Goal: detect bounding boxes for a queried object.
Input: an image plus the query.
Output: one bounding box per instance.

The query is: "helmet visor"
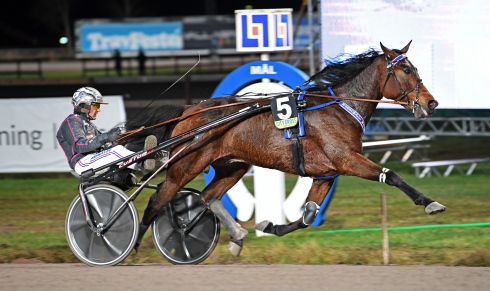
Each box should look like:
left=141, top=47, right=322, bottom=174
left=93, top=95, right=108, bottom=104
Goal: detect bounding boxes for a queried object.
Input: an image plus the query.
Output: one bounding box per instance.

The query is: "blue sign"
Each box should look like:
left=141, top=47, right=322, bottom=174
left=79, top=22, right=183, bottom=53
left=212, top=60, right=308, bottom=96
left=235, top=9, right=293, bottom=52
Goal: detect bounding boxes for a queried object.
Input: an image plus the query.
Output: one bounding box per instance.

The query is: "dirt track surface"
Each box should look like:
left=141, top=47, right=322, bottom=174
left=1, top=263, right=490, bottom=291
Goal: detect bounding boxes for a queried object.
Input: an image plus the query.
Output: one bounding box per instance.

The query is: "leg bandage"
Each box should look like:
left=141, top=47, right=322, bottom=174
left=302, top=201, right=320, bottom=226
left=379, top=168, right=390, bottom=183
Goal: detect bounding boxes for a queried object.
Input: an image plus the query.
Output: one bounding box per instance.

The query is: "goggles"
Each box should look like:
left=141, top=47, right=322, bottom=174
left=91, top=103, right=101, bottom=110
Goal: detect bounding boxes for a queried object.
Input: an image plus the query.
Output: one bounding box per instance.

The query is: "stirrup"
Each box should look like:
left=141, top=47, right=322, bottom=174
left=143, top=135, right=157, bottom=170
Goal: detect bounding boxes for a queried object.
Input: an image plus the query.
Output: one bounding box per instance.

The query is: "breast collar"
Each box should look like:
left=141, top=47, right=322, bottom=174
left=284, top=88, right=365, bottom=139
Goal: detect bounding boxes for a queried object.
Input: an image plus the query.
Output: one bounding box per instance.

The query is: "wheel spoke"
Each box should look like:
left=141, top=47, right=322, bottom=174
left=70, top=219, right=88, bottom=232
left=157, top=225, right=175, bottom=245
left=107, top=218, right=133, bottom=232
left=110, top=191, right=122, bottom=216
left=102, top=235, right=123, bottom=256
left=185, top=194, right=194, bottom=221
left=180, top=235, right=192, bottom=260
left=87, top=231, right=96, bottom=259
left=187, top=231, right=212, bottom=244
left=87, top=194, right=104, bottom=220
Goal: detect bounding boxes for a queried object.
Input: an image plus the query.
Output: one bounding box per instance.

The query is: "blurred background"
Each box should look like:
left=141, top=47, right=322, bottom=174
left=1, top=0, right=489, bottom=173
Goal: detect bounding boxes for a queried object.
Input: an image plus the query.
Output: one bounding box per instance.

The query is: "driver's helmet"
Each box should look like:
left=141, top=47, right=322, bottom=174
left=72, top=87, right=108, bottom=112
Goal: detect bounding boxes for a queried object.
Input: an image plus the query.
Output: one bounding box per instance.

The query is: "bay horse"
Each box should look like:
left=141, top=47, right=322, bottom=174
left=123, top=41, right=446, bottom=256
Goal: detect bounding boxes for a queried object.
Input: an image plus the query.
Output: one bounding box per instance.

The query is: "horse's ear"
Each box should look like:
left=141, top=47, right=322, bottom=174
left=400, top=40, right=412, bottom=53
left=380, top=42, right=396, bottom=60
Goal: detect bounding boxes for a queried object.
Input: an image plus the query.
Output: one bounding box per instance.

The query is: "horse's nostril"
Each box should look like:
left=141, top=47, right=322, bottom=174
left=428, top=100, right=438, bottom=110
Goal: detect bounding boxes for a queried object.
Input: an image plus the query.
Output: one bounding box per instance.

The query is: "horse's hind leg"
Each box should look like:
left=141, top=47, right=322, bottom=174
left=203, top=160, right=250, bottom=256
left=256, top=179, right=335, bottom=236
left=134, top=152, right=212, bottom=251
left=341, top=152, right=446, bottom=214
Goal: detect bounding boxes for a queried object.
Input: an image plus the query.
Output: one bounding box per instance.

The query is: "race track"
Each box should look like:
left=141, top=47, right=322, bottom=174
left=1, top=263, right=489, bottom=291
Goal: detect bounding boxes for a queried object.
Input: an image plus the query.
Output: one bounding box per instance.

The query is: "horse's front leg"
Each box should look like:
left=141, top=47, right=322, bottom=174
left=255, top=179, right=335, bottom=236
left=340, top=152, right=446, bottom=214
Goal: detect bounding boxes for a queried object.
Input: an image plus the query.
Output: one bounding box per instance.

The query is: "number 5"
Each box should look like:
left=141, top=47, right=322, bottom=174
left=276, top=97, right=292, bottom=119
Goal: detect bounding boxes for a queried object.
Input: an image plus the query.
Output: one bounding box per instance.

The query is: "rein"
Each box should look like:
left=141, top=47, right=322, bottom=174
left=295, top=92, right=409, bottom=106
left=118, top=94, right=282, bottom=141
left=119, top=89, right=409, bottom=142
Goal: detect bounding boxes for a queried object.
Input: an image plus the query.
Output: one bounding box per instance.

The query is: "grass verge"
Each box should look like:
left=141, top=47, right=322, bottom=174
left=1, top=168, right=489, bottom=266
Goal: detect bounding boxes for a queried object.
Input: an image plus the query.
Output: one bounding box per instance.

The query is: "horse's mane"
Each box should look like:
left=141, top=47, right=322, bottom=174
left=123, top=104, right=186, bottom=151
left=299, top=48, right=381, bottom=92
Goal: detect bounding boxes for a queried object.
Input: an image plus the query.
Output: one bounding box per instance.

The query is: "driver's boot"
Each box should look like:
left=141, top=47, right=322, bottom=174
left=143, top=135, right=157, bottom=170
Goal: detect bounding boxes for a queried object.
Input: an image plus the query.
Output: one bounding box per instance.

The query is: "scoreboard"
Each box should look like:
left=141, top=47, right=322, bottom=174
left=235, top=9, right=293, bottom=52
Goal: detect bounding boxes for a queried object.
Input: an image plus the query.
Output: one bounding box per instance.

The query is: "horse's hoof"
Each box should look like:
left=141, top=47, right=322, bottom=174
left=425, top=202, right=446, bottom=215
left=228, top=240, right=243, bottom=257
left=254, top=220, right=273, bottom=233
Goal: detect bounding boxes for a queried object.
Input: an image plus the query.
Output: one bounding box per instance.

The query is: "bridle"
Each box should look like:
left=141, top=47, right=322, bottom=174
left=381, top=54, right=422, bottom=113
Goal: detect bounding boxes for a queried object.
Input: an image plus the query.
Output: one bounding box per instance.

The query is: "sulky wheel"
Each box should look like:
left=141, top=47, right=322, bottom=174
left=152, top=188, right=220, bottom=265
left=65, top=184, right=139, bottom=266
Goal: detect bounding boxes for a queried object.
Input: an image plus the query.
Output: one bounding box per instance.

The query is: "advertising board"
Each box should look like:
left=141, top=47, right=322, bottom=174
left=0, top=96, right=126, bottom=173
left=78, top=21, right=183, bottom=53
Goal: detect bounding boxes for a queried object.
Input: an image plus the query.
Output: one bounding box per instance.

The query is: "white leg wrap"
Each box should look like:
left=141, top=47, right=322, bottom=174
left=379, top=168, right=390, bottom=183
left=302, top=201, right=320, bottom=226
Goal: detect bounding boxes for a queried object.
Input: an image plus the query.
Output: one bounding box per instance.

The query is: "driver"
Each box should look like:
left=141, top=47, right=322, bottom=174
left=56, top=87, right=159, bottom=175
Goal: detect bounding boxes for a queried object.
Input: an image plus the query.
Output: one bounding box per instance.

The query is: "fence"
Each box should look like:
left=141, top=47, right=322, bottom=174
left=0, top=48, right=318, bottom=79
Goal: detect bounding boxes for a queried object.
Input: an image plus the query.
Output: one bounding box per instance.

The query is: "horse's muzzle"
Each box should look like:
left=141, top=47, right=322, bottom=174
left=414, top=99, right=438, bottom=119
left=428, top=100, right=439, bottom=111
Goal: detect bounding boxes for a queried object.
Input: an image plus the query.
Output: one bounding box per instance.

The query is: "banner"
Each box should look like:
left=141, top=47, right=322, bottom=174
left=0, top=96, right=126, bottom=173
left=79, top=22, right=183, bottom=53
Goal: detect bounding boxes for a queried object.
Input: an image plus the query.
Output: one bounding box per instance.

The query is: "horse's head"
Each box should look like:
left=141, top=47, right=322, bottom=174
left=379, top=41, right=438, bottom=119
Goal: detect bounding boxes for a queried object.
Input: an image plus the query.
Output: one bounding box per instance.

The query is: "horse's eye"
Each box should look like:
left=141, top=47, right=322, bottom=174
left=403, top=68, right=412, bottom=74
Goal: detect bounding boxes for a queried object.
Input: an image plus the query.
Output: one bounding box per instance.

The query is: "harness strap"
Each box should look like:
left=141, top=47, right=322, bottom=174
left=304, top=99, right=338, bottom=112
left=338, top=101, right=366, bottom=132
left=294, top=87, right=366, bottom=133
left=297, top=91, right=306, bottom=137
left=314, top=173, right=340, bottom=180
left=291, top=136, right=306, bottom=176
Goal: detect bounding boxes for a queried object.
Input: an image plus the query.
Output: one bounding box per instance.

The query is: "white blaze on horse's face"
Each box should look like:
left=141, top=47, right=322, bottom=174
left=380, top=41, right=439, bottom=120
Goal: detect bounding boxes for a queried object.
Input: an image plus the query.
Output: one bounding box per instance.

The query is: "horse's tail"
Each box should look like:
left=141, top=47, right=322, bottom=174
left=123, top=104, right=187, bottom=151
